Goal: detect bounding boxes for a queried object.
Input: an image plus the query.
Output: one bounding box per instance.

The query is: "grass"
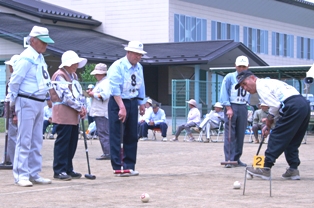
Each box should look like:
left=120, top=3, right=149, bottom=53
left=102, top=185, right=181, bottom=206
left=0, top=118, right=5, bottom=133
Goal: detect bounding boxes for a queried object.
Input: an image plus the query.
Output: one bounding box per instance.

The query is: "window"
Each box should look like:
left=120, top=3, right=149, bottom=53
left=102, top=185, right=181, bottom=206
left=271, top=32, right=294, bottom=58
left=174, top=14, right=207, bottom=42
left=211, top=21, right=239, bottom=41
left=297, top=36, right=314, bottom=60
left=243, top=27, right=268, bottom=54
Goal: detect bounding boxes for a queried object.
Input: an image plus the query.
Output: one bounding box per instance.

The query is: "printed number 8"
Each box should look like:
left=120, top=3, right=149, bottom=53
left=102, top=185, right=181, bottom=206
left=131, top=74, right=136, bottom=86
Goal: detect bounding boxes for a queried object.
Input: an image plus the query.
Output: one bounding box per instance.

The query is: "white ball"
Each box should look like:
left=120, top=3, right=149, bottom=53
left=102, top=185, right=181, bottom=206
left=233, top=181, right=241, bottom=189
left=140, top=193, right=150, bottom=203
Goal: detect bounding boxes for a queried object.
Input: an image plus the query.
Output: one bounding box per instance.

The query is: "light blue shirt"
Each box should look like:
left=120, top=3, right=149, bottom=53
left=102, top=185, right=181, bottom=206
left=107, top=56, right=146, bottom=105
left=145, top=108, right=166, bottom=125
left=9, top=46, right=51, bottom=103
left=220, top=71, right=250, bottom=106
left=43, top=105, right=52, bottom=120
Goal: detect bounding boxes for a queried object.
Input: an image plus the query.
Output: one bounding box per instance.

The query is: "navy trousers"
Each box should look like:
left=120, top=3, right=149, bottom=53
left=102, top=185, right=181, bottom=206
left=264, top=95, right=310, bottom=169
left=223, top=104, right=247, bottom=162
left=142, top=122, right=168, bottom=137
left=108, top=96, right=139, bottom=171
left=53, top=124, right=79, bottom=174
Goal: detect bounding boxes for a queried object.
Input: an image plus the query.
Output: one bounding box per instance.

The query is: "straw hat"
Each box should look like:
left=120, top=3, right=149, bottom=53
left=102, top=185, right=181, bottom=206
left=90, top=63, right=107, bottom=75
left=186, top=99, right=197, bottom=107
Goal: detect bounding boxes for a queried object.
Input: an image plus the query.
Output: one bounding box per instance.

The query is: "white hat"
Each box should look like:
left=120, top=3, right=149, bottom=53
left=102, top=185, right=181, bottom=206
left=235, top=55, right=249, bottom=67
left=214, top=102, right=223, bottom=108
left=87, top=84, right=94, bottom=89
left=4, top=55, right=20, bottom=66
left=59, top=50, right=87, bottom=68
left=90, top=63, right=107, bottom=75
left=146, top=98, right=152, bottom=104
left=29, top=26, right=54, bottom=44
left=124, top=41, right=147, bottom=54
left=260, top=103, right=268, bottom=107
left=186, top=99, right=197, bottom=107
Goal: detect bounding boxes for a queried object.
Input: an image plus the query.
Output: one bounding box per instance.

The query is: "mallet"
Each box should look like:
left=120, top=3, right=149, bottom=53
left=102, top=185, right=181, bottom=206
left=81, top=119, right=96, bottom=180
left=113, top=121, right=133, bottom=175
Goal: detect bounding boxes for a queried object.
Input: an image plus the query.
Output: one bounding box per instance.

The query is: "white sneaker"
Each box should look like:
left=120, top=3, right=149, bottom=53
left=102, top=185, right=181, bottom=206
left=115, top=170, right=139, bottom=177
left=162, top=137, right=167, bottom=142
left=16, top=180, right=33, bottom=187
left=49, top=134, right=54, bottom=139
left=30, top=177, right=52, bottom=184
left=140, top=137, right=148, bottom=141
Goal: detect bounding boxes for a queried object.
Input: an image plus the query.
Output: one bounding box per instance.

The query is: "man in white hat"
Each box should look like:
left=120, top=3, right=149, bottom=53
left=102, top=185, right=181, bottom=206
left=171, top=99, right=201, bottom=142
left=88, top=63, right=111, bottom=160
left=2, top=55, right=20, bottom=166
left=219, top=55, right=250, bottom=168
left=50, top=50, right=87, bottom=180
left=138, top=98, right=153, bottom=140
left=107, top=40, right=147, bottom=176
left=198, top=102, right=224, bottom=143
left=252, top=103, right=269, bottom=143
left=8, top=26, right=54, bottom=187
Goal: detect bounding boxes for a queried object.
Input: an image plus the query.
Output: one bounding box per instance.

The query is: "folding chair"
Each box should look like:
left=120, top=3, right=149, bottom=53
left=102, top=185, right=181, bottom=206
left=210, top=121, right=224, bottom=142
left=151, top=128, right=161, bottom=140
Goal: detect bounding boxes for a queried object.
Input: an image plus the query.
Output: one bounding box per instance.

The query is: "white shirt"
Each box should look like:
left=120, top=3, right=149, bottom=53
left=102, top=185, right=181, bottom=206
left=256, top=78, right=299, bottom=119
left=186, top=107, right=201, bottom=125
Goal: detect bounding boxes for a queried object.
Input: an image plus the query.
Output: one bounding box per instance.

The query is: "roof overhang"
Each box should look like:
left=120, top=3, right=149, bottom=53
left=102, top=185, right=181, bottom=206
left=210, top=65, right=313, bottom=80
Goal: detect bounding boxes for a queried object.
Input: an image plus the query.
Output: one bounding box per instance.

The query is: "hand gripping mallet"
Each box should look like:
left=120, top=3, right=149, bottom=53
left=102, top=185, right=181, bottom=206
left=221, top=117, right=238, bottom=166
left=81, top=119, right=96, bottom=179
left=113, top=121, right=132, bottom=175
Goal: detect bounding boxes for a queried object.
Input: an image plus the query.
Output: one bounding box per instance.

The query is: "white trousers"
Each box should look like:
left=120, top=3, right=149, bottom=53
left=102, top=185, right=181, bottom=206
left=13, top=97, right=45, bottom=182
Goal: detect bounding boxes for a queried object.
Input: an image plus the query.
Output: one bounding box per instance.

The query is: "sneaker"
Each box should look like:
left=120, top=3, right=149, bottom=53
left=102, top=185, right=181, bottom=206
left=254, top=140, right=259, bottom=144
left=67, top=171, right=82, bottom=179
left=140, top=137, right=148, bottom=141
left=282, top=168, right=300, bottom=180
left=162, top=137, right=167, bottom=142
left=54, top=172, right=72, bottom=181
left=203, top=139, right=210, bottom=143
left=49, top=134, right=54, bottom=140
left=247, top=167, right=270, bottom=180
left=92, top=135, right=99, bottom=140
left=96, top=154, right=111, bottom=160
left=170, top=137, right=178, bottom=142
left=30, top=177, right=52, bottom=184
left=115, top=170, right=139, bottom=177
left=225, top=164, right=233, bottom=168
left=236, top=160, right=247, bottom=167
left=86, top=134, right=92, bottom=140
left=16, top=180, right=33, bottom=187
left=188, top=137, right=195, bottom=142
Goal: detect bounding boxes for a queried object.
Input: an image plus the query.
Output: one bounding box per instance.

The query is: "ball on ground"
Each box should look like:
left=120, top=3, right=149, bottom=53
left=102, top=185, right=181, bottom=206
left=233, top=181, right=241, bottom=189
left=141, top=193, right=150, bottom=203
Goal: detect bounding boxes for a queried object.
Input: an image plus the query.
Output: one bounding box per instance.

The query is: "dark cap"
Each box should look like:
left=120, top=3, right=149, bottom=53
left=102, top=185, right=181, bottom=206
left=234, top=70, right=254, bottom=90
left=152, top=103, right=159, bottom=108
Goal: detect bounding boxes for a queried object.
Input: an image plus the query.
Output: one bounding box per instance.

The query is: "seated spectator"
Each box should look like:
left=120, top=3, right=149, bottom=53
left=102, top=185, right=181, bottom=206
left=252, top=103, right=269, bottom=143
left=141, top=103, right=168, bottom=142
left=138, top=98, right=153, bottom=140
left=198, top=102, right=224, bottom=143
left=43, top=98, right=56, bottom=139
left=171, top=99, right=201, bottom=142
